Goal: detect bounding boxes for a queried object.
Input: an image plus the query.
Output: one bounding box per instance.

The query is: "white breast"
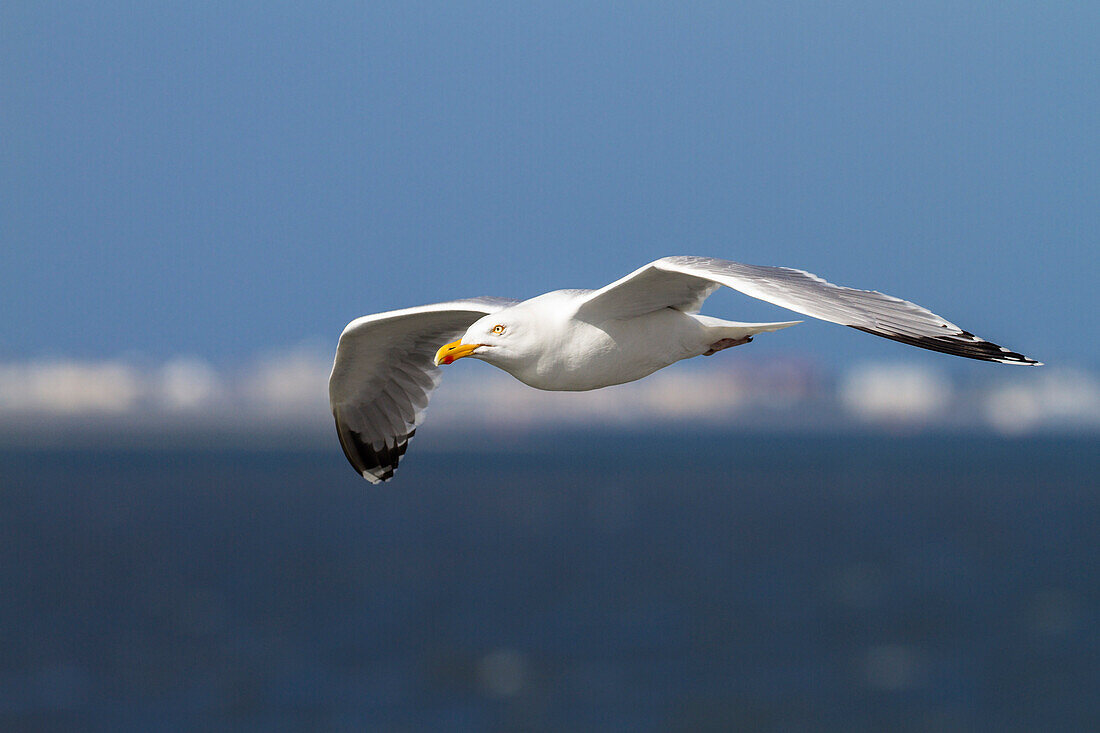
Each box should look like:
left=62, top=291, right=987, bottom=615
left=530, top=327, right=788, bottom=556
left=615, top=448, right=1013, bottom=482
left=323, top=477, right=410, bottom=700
left=509, top=308, right=708, bottom=391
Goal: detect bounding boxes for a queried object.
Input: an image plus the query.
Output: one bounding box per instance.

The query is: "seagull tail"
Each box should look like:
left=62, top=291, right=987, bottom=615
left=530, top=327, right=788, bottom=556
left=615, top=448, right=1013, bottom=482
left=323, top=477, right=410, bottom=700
left=693, top=315, right=802, bottom=340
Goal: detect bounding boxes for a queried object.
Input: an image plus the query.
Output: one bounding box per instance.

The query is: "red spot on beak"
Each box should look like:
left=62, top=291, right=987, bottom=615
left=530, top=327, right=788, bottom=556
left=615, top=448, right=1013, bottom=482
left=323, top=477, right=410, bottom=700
left=441, top=355, right=454, bottom=365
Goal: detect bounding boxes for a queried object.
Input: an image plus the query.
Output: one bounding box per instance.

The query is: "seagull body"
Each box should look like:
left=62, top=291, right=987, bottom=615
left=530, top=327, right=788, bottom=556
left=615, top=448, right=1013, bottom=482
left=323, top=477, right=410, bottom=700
left=443, top=289, right=795, bottom=391
left=330, top=256, right=1039, bottom=483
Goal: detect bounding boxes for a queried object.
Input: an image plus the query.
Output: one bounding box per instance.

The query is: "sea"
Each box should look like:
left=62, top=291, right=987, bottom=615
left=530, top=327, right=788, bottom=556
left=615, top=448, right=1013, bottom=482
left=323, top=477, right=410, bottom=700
left=1, top=432, right=1097, bottom=732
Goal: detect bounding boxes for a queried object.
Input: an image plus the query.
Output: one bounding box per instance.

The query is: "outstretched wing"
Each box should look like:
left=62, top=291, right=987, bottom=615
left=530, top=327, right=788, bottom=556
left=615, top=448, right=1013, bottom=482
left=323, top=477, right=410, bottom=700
left=329, top=297, right=518, bottom=483
left=574, top=256, right=1040, bottom=365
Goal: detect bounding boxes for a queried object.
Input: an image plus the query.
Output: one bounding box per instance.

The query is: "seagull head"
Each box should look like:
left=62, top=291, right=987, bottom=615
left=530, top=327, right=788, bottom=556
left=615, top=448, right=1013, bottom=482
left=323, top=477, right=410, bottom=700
left=434, top=311, right=532, bottom=368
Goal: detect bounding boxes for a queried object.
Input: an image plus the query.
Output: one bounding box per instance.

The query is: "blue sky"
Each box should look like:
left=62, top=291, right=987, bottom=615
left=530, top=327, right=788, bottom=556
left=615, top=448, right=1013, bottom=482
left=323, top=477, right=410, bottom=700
left=3, top=1, right=1097, bottom=369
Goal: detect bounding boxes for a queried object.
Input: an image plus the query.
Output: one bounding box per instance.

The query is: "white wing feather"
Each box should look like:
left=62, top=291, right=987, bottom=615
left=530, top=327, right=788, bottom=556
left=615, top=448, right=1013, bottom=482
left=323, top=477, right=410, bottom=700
left=329, top=297, right=517, bottom=483
left=574, top=256, right=1039, bottom=365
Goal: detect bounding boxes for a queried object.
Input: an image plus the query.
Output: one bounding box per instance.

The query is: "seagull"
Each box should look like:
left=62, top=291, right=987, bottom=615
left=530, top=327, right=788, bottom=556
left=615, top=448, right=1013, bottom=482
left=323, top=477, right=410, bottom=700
left=329, top=256, right=1040, bottom=483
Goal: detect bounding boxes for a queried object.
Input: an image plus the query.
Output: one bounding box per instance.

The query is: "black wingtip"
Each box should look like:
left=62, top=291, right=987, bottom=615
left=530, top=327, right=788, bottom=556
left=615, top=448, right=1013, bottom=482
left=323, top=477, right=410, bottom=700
left=850, top=326, right=1041, bottom=365
left=333, top=413, right=415, bottom=484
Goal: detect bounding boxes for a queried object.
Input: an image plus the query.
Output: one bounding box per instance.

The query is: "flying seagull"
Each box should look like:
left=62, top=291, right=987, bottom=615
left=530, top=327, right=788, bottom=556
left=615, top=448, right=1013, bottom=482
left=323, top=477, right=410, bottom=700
left=329, top=256, right=1040, bottom=483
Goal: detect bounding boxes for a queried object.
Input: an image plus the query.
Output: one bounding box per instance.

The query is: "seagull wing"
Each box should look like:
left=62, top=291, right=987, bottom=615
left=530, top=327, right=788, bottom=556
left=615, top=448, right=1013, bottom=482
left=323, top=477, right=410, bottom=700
left=329, top=297, right=518, bottom=483
left=573, top=256, right=1040, bottom=365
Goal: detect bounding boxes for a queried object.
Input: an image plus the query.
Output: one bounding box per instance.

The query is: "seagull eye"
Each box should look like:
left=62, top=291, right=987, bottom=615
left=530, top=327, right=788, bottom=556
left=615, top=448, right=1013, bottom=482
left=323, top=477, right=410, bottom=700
left=491, top=324, right=506, bottom=335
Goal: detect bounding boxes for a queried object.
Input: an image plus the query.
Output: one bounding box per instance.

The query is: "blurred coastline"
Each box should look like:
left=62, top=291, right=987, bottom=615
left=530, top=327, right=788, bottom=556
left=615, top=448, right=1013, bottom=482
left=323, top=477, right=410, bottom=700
left=2, top=347, right=1097, bottom=450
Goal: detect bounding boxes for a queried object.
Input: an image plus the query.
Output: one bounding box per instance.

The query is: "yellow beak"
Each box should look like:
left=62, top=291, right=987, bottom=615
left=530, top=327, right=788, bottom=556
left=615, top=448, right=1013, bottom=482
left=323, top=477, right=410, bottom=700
left=434, top=340, right=483, bottom=366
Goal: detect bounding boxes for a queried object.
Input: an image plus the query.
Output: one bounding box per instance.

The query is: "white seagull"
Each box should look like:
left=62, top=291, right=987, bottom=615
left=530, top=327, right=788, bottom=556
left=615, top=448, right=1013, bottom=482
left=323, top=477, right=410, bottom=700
left=329, top=256, right=1040, bottom=483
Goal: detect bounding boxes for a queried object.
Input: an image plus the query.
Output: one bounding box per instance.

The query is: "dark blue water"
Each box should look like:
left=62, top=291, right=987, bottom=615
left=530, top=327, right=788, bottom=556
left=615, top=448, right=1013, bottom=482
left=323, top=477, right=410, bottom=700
left=1, top=434, right=1097, bottom=731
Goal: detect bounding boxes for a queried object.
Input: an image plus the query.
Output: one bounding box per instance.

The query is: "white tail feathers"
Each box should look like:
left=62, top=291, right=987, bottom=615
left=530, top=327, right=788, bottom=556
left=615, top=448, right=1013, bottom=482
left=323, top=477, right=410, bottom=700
left=693, top=315, right=802, bottom=340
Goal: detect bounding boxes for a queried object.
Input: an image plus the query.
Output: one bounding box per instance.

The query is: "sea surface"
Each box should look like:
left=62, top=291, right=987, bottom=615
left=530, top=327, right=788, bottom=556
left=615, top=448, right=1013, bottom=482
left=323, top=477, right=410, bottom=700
left=0, top=433, right=1097, bottom=732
